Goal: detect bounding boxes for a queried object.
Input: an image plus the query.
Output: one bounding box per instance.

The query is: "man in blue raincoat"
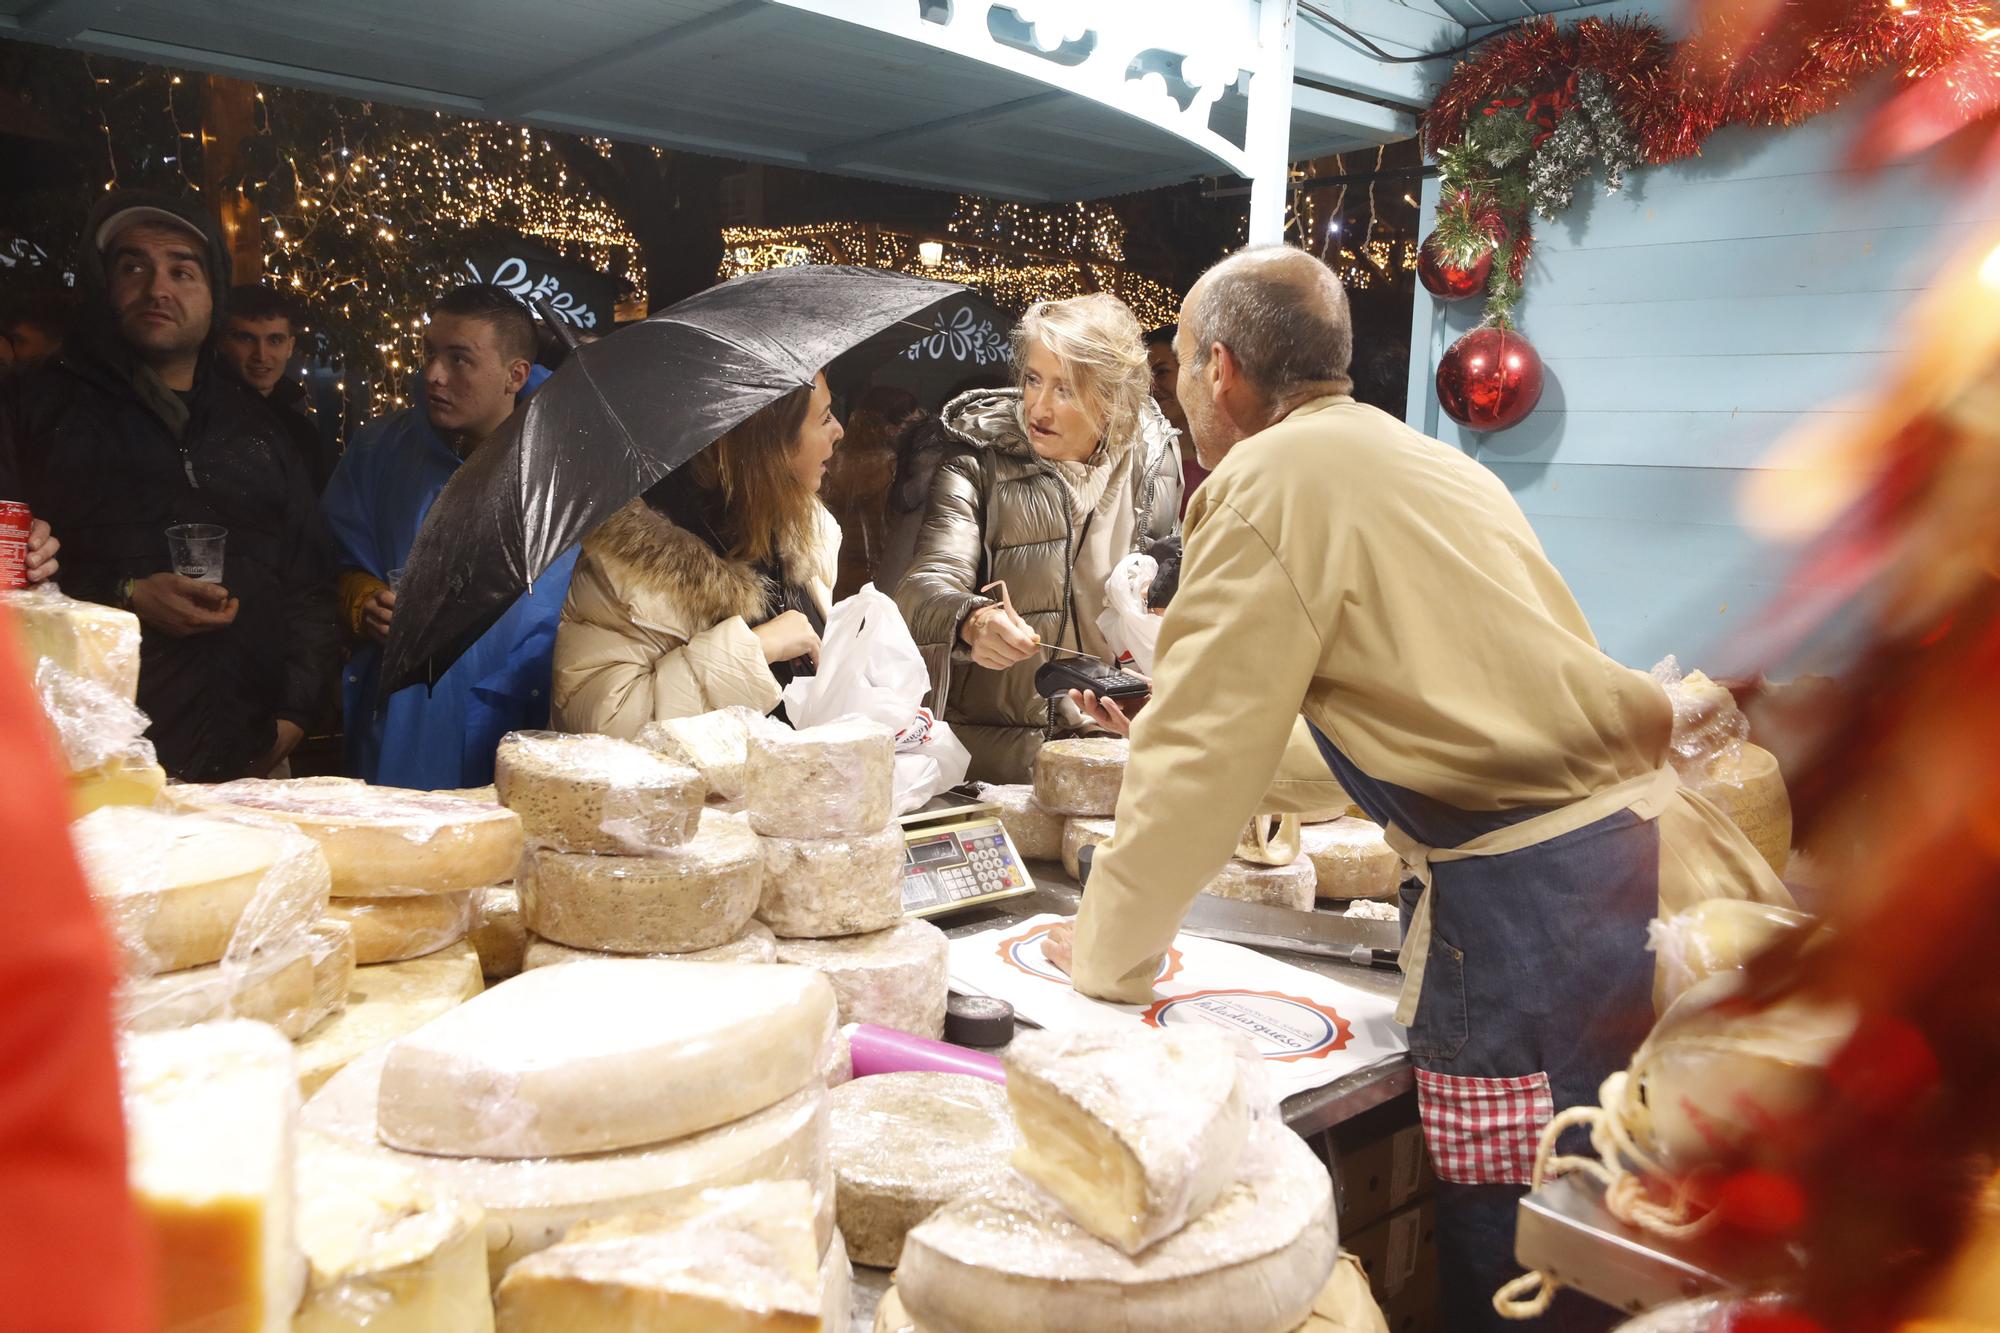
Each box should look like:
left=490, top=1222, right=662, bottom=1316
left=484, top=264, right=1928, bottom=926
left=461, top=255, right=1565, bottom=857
left=321, top=284, right=577, bottom=789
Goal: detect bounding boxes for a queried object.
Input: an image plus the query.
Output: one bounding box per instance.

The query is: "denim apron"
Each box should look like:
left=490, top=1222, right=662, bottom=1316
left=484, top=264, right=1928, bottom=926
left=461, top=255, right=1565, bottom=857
left=1309, top=722, right=1667, bottom=1332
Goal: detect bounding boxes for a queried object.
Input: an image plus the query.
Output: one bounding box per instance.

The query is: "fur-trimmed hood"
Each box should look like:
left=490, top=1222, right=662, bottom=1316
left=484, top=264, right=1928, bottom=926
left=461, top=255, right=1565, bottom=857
left=580, top=497, right=834, bottom=633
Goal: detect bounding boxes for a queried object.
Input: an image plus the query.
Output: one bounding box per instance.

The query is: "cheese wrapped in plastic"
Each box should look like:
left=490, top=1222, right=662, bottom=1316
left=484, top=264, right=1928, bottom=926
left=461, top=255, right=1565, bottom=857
left=521, top=809, right=763, bottom=954
left=1061, top=816, right=1116, bottom=881
left=977, top=783, right=1065, bottom=862
left=324, top=890, right=474, bottom=965
left=1651, top=658, right=1791, bottom=874
left=469, top=885, right=527, bottom=980
left=294, top=941, right=485, bottom=1097
left=637, top=706, right=763, bottom=803
left=757, top=824, right=906, bottom=939
left=495, top=730, right=707, bottom=854
left=1033, top=737, right=1127, bottom=817
left=1300, top=818, right=1401, bottom=901
left=1646, top=898, right=1816, bottom=1009
left=830, top=1072, right=1018, bottom=1267
left=1203, top=857, right=1316, bottom=911
left=773, top=918, right=949, bottom=1039
left=522, top=920, right=779, bottom=970
left=745, top=718, right=896, bottom=839
left=123, top=918, right=351, bottom=1038
left=3, top=583, right=142, bottom=699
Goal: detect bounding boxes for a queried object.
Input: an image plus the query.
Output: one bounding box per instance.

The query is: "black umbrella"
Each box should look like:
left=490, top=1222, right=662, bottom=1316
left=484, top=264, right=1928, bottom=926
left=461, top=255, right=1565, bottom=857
left=380, top=265, right=970, bottom=695
left=825, top=290, right=1017, bottom=411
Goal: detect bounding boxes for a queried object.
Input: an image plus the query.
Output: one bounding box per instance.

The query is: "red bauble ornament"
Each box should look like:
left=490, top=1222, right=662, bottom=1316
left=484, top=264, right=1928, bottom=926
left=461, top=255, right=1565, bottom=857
left=1417, top=232, right=1493, bottom=301
left=1436, top=327, right=1544, bottom=432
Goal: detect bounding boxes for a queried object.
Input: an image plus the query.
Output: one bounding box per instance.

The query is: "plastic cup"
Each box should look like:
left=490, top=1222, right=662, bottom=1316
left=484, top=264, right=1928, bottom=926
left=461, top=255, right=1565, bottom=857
left=386, top=566, right=406, bottom=589
left=165, top=523, right=227, bottom=584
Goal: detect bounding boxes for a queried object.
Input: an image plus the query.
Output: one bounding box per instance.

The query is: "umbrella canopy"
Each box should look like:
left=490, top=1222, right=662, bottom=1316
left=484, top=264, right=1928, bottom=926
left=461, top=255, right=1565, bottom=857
left=825, top=290, right=1017, bottom=412
left=380, top=264, right=970, bottom=695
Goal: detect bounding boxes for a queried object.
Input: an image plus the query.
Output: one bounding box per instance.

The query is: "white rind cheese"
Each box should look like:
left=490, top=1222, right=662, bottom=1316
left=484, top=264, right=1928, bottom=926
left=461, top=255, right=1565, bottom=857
left=1004, top=1026, right=1250, bottom=1255
left=166, top=777, right=525, bottom=897
left=522, top=808, right=762, bottom=954
left=495, top=730, right=707, bottom=854
left=1236, top=813, right=1302, bottom=867
left=123, top=947, right=316, bottom=1038
left=521, top=920, right=779, bottom=970
left=745, top=718, right=896, bottom=839
left=294, top=941, right=484, bottom=1098
left=322, top=890, right=473, bottom=965
left=468, top=885, right=527, bottom=980
left=375, top=959, right=837, bottom=1159
left=757, top=824, right=906, bottom=939
left=829, top=1072, right=1018, bottom=1268
left=1032, top=738, right=1127, bottom=817
left=1061, top=817, right=1117, bottom=882
left=304, top=1047, right=830, bottom=1277
left=898, top=1120, right=1335, bottom=1333
left=1204, top=857, right=1317, bottom=911
left=637, top=707, right=761, bottom=803
left=121, top=1020, right=306, bottom=1333
left=773, top=918, right=949, bottom=1039
left=978, top=784, right=1066, bottom=862
left=293, top=1130, right=492, bottom=1333
left=1299, top=818, right=1401, bottom=901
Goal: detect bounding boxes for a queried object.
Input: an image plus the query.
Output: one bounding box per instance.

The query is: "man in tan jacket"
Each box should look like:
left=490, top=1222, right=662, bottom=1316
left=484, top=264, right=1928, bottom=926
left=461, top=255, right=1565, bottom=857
left=1050, top=247, right=1789, bottom=1331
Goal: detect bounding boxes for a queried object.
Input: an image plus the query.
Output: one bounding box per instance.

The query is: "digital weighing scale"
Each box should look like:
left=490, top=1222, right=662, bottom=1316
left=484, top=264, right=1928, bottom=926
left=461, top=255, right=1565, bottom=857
left=897, top=786, right=1037, bottom=917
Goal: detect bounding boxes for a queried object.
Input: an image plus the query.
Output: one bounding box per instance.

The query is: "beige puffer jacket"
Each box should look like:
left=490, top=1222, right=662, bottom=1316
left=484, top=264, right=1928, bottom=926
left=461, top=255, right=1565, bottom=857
left=551, top=497, right=839, bottom=738
left=896, top=389, right=1182, bottom=784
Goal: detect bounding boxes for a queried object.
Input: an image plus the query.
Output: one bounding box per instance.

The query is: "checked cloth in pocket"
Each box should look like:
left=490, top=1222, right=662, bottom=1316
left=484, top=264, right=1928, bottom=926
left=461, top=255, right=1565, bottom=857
left=1414, top=1069, right=1555, bottom=1186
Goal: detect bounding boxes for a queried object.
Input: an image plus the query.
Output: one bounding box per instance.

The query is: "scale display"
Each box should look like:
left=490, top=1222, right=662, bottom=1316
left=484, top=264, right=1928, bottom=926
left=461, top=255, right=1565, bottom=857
left=901, top=816, right=1035, bottom=917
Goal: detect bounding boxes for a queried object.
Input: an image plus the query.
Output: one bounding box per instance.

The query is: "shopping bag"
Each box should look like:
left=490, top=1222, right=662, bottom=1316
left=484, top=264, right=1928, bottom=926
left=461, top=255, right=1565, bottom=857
left=1096, top=550, right=1162, bottom=673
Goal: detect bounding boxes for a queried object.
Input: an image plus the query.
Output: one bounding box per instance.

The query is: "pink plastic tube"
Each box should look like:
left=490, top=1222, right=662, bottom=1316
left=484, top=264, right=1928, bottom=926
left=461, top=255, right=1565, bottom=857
left=847, top=1023, right=1005, bottom=1085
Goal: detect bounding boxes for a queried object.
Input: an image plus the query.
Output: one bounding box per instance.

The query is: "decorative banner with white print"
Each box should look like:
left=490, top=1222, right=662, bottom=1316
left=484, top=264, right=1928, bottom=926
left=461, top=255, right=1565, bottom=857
left=949, top=913, right=1407, bottom=1099
left=902, top=303, right=1011, bottom=367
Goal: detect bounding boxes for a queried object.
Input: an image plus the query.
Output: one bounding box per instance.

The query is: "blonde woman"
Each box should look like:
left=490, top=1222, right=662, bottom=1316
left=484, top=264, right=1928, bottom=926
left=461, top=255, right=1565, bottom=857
left=552, top=373, right=844, bottom=737
left=896, top=293, right=1182, bottom=783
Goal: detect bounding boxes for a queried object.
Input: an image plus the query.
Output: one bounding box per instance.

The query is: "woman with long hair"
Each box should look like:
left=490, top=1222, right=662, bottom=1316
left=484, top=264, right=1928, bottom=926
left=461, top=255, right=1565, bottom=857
left=552, top=373, right=843, bottom=736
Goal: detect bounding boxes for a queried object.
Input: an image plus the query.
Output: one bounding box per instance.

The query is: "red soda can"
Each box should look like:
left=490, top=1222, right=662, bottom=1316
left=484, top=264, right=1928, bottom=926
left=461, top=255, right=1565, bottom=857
left=0, top=501, right=30, bottom=590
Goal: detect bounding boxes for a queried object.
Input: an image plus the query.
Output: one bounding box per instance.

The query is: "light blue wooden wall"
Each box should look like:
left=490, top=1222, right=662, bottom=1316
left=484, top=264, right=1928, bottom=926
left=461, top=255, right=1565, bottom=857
left=1403, top=102, right=1994, bottom=671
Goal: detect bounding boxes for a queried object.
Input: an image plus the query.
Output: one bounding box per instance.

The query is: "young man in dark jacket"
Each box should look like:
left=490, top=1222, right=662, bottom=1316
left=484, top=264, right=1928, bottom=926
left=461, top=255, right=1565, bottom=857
left=0, top=190, right=337, bottom=781
left=218, top=283, right=339, bottom=494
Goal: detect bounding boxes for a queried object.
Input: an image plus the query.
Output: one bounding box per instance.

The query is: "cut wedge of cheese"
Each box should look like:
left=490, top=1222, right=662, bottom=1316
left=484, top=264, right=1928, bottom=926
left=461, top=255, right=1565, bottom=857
left=1061, top=817, right=1116, bottom=881
left=294, top=941, right=484, bottom=1098
left=468, top=885, right=527, bottom=980
left=978, top=784, right=1065, bottom=862
left=773, top=919, right=949, bottom=1039
left=899, top=1120, right=1335, bottom=1333
left=1204, top=856, right=1316, bottom=911
left=121, top=1020, right=305, bottom=1333
left=745, top=718, right=896, bottom=839
left=323, top=890, right=473, bottom=965
left=496, top=730, right=707, bottom=854
left=5, top=586, right=142, bottom=700
left=1300, top=819, right=1401, bottom=901
left=1032, top=737, right=1127, bottom=817
left=294, top=1130, right=492, bottom=1333
left=757, top=824, right=906, bottom=939
left=1005, top=1025, right=1251, bottom=1255
left=166, top=777, right=524, bottom=896
left=69, top=752, right=168, bottom=816
left=124, top=948, right=315, bottom=1037
left=522, top=808, right=763, bottom=954
left=376, top=959, right=837, bottom=1159
left=307, top=919, right=356, bottom=1029
left=521, top=920, right=779, bottom=970
left=304, top=1047, right=830, bottom=1277
left=638, top=706, right=760, bottom=803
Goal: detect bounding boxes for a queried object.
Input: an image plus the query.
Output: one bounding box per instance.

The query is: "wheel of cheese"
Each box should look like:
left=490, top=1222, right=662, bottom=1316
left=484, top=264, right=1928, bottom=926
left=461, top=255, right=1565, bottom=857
left=294, top=1130, right=491, bottom=1333
left=468, top=884, right=527, bottom=980
left=294, top=941, right=485, bottom=1098
left=898, top=1120, right=1335, bottom=1333
left=495, top=730, right=707, bottom=854
left=1204, top=856, right=1316, bottom=911
left=637, top=707, right=760, bottom=803
left=121, top=944, right=317, bottom=1037
left=1296, top=803, right=1361, bottom=825
left=522, top=920, right=780, bottom=970
left=745, top=718, right=897, bottom=839
left=1061, top=817, right=1116, bottom=882
left=322, top=890, right=474, bottom=965
left=1032, top=737, right=1127, bottom=817
left=375, top=959, right=837, bottom=1159
left=879, top=1262, right=1380, bottom=1333
left=166, top=777, right=526, bottom=897
left=773, top=918, right=949, bottom=1039
left=1699, top=743, right=1792, bottom=876
left=522, top=810, right=762, bottom=954
left=304, top=1046, right=829, bottom=1277
left=72, top=805, right=332, bottom=976
left=978, top=784, right=1065, bottom=862
left=757, top=825, right=906, bottom=939
left=829, top=1072, right=1018, bottom=1268
left=1236, top=813, right=1302, bottom=867
left=1300, top=818, right=1402, bottom=901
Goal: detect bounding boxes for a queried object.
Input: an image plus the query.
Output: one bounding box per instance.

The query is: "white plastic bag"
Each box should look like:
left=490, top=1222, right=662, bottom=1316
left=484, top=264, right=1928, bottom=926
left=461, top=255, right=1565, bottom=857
left=1096, top=551, right=1161, bottom=673
left=783, top=586, right=972, bottom=812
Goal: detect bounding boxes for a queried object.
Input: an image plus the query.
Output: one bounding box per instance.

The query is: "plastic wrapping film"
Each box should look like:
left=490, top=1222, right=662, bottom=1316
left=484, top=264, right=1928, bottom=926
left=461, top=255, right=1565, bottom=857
left=1650, top=656, right=1750, bottom=792
left=1300, top=818, right=1402, bottom=901
left=164, top=776, right=525, bottom=896
left=323, top=890, right=476, bottom=966
left=1646, top=899, right=1816, bottom=1011
left=1, top=583, right=143, bottom=700
left=976, top=783, right=1066, bottom=862
left=294, top=941, right=485, bottom=1098
left=1203, top=856, right=1318, bottom=911
left=374, top=958, right=838, bottom=1159
left=2, top=587, right=162, bottom=802
left=773, top=917, right=951, bottom=1039
left=1032, top=736, right=1128, bottom=817
left=898, top=1119, right=1336, bottom=1333
left=307, top=919, right=357, bottom=1028
left=756, top=823, right=906, bottom=939
left=468, top=884, right=527, bottom=980
left=495, top=729, right=707, bottom=854
left=304, top=1044, right=831, bottom=1278
left=636, top=705, right=765, bottom=803
left=123, top=916, right=350, bottom=1038
left=293, top=1129, right=493, bottom=1333
left=1611, top=1295, right=1800, bottom=1332
left=829, top=1071, right=1019, bottom=1268
left=1061, top=817, right=1117, bottom=881
left=522, top=920, right=780, bottom=970
left=745, top=717, right=897, bottom=839
left=520, top=808, right=763, bottom=954
left=1236, top=813, right=1302, bottom=867
left=1003, top=1024, right=1269, bottom=1257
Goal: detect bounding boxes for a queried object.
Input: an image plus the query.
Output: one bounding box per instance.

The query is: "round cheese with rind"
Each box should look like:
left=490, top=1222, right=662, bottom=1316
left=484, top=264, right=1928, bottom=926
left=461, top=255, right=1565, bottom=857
left=375, top=959, right=837, bottom=1159
left=522, top=921, right=779, bottom=970
left=773, top=919, right=949, bottom=1039
left=522, top=811, right=762, bottom=954
left=121, top=946, right=316, bottom=1037
left=978, top=785, right=1065, bottom=863
left=1300, top=818, right=1401, bottom=901
left=1204, top=857, right=1316, bottom=911
left=495, top=730, right=706, bottom=854
left=637, top=707, right=761, bottom=803
left=295, top=941, right=485, bottom=1098
left=166, top=777, right=525, bottom=897
left=757, top=825, right=906, bottom=939
left=323, top=890, right=473, bottom=965
left=829, top=1072, right=1018, bottom=1268
left=1061, top=817, right=1116, bottom=882
left=304, top=1046, right=829, bottom=1276
left=898, top=1119, right=1336, bottom=1333
left=745, top=718, right=896, bottom=839
left=468, top=885, right=527, bottom=981
left=1698, top=743, right=1791, bottom=876
left=1032, top=737, right=1127, bottom=817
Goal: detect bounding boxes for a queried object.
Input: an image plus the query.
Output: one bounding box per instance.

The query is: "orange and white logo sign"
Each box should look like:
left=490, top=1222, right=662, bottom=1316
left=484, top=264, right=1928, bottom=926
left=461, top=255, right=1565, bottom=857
left=996, top=921, right=1184, bottom=988
left=1143, top=989, right=1354, bottom=1063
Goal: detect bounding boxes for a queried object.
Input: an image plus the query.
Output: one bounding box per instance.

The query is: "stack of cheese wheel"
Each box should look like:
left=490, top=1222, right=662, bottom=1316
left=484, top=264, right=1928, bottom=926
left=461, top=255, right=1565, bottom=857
left=747, top=720, right=952, bottom=1040
left=497, top=731, right=775, bottom=964
left=977, top=782, right=1067, bottom=864
left=888, top=1024, right=1339, bottom=1333
left=72, top=804, right=349, bottom=1039
left=303, top=959, right=843, bottom=1281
